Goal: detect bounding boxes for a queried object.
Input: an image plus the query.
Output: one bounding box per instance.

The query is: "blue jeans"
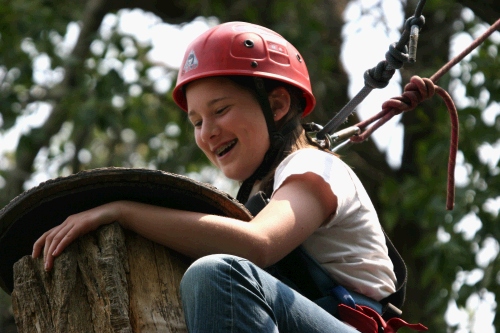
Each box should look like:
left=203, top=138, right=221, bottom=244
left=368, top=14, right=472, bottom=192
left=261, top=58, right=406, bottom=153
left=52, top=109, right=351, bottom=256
left=180, top=254, right=359, bottom=332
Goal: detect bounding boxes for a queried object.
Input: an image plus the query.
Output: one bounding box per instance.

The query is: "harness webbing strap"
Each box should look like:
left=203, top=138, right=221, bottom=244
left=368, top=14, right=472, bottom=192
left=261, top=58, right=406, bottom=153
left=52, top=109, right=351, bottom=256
left=236, top=78, right=280, bottom=203
left=380, top=229, right=407, bottom=312
left=236, top=77, right=298, bottom=203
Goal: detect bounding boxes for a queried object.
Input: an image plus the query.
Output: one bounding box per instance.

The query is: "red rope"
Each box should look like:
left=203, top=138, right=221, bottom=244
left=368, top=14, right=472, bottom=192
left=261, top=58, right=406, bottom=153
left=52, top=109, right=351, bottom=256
left=435, top=86, right=458, bottom=210
left=350, top=17, right=500, bottom=210
left=431, top=18, right=500, bottom=83
left=351, top=76, right=436, bottom=143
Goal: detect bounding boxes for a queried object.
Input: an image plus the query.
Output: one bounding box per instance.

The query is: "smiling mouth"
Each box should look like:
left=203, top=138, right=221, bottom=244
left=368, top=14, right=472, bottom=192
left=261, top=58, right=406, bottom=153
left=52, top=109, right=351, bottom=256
left=215, top=139, right=237, bottom=157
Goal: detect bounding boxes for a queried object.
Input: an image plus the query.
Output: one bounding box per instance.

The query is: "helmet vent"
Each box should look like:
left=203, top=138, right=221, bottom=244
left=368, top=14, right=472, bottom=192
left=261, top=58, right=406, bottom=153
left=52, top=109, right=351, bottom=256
left=244, top=39, right=254, bottom=48
left=251, top=61, right=258, bottom=68
left=296, top=54, right=302, bottom=63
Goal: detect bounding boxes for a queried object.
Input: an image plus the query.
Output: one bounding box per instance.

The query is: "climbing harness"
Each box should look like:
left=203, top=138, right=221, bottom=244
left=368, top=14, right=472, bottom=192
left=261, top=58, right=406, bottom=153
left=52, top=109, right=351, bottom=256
left=240, top=2, right=428, bottom=331
left=245, top=190, right=427, bottom=332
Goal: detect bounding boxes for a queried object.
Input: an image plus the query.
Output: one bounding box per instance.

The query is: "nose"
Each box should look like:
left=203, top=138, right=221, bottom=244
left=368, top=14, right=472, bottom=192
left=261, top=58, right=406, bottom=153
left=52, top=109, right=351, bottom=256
left=200, top=118, right=220, bottom=143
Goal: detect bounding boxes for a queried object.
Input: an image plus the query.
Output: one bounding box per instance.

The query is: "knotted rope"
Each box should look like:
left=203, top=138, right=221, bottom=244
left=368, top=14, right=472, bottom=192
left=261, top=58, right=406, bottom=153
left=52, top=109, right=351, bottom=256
left=350, top=17, right=500, bottom=210
left=351, top=77, right=458, bottom=210
left=316, top=1, right=426, bottom=140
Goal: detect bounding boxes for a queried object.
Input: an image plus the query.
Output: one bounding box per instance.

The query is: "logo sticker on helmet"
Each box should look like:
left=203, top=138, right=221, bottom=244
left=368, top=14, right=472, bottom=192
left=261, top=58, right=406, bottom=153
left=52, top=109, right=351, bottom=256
left=183, top=50, right=199, bottom=74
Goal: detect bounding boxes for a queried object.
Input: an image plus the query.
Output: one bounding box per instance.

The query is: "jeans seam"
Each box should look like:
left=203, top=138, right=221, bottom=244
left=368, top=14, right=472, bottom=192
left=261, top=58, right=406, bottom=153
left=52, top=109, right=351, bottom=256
left=229, top=257, right=235, bottom=333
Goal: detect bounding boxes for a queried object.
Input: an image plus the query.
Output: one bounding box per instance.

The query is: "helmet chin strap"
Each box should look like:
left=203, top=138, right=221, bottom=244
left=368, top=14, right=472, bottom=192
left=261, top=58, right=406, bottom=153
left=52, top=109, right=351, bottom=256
left=236, top=78, right=286, bottom=204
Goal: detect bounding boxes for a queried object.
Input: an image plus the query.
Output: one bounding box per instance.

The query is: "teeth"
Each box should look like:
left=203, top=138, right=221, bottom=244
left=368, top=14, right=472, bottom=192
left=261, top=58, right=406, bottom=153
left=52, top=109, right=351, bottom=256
left=215, top=140, right=237, bottom=156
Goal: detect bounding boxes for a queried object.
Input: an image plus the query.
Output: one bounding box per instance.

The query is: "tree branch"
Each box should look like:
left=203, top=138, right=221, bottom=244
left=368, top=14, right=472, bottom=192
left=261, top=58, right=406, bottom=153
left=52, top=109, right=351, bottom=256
left=2, top=0, right=112, bottom=206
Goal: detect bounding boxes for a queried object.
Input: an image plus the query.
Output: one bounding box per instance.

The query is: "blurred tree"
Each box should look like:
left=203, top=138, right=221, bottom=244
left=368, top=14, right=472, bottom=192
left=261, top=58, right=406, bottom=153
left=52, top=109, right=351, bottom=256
left=0, top=0, right=499, bottom=331
left=389, top=1, right=500, bottom=330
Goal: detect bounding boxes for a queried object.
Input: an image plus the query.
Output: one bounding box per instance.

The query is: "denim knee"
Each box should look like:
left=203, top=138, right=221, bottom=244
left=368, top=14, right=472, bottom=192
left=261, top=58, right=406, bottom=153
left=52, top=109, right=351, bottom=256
left=180, top=254, right=237, bottom=300
left=182, top=254, right=233, bottom=281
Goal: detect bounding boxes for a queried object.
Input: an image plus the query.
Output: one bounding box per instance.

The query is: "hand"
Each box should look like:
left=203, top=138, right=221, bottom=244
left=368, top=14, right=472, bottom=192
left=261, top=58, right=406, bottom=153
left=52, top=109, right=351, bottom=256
left=32, top=201, right=123, bottom=271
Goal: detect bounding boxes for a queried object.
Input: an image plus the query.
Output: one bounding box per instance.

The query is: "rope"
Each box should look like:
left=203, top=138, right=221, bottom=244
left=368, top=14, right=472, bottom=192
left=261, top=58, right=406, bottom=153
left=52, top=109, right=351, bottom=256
left=349, top=17, right=500, bottom=210
left=316, top=0, right=427, bottom=139
left=430, top=18, right=500, bottom=83
left=350, top=77, right=458, bottom=210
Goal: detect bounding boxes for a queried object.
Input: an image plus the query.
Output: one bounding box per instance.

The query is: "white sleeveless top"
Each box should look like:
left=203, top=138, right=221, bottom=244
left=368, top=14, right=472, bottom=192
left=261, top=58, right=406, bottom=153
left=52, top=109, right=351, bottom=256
left=273, top=148, right=397, bottom=301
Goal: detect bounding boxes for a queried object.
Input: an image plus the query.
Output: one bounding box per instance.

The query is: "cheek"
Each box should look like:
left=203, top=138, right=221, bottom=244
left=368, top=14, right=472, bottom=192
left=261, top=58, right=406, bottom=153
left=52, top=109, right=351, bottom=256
left=258, top=139, right=270, bottom=157
left=194, top=131, right=205, bottom=149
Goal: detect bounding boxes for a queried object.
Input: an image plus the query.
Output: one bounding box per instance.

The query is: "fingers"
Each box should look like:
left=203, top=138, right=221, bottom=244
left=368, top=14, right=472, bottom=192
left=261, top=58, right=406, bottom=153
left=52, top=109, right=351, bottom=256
left=31, top=202, right=122, bottom=271
left=31, top=221, right=75, bottom=271
left=32, top=231, right=47, bottom=259
left=43, top=222, right=76, bottom=271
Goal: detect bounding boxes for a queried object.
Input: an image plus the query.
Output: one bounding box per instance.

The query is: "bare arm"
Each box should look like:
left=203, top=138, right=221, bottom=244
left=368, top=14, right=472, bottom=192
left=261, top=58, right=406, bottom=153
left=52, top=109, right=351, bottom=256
left=33, top=172, right=336, bottom=270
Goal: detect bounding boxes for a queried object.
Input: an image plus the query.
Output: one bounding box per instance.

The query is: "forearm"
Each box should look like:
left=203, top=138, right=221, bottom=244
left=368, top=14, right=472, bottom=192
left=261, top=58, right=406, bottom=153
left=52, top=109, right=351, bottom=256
left=33, top=173, right=329, bottom=271
left=116, top=201, right=266, bottom=264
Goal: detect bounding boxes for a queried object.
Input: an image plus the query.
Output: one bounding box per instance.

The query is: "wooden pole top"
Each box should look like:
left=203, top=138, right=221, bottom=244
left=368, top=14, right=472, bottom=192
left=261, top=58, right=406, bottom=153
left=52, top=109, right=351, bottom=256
left=0, top=168, right=251, bottom=294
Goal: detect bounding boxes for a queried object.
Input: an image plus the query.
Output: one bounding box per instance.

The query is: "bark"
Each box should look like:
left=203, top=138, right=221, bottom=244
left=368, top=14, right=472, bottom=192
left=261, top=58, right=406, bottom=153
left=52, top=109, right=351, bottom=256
left=455, top=0, right=500, bottom=25
left=11, top=223, right=188, bottom=333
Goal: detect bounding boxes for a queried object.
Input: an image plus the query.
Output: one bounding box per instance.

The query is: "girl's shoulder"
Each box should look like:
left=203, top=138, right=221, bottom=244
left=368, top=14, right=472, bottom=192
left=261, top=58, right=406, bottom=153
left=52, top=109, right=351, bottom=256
left=278, top=148, right=344, bottom=171
left=275, top=148, right=351, bottom=187
left=284, top=147, right=336, bottom=159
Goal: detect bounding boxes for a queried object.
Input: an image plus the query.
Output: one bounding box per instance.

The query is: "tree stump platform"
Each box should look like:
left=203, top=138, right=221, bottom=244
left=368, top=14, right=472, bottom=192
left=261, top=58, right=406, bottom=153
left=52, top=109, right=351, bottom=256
left=13, top=223, right=189, bottom=332
left=0, top=168, right=251, bottom=333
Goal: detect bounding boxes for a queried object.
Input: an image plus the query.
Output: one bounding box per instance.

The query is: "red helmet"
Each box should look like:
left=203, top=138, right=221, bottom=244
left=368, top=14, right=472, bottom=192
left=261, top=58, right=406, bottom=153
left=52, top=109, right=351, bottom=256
left=172, top=21, right=316, bottom=117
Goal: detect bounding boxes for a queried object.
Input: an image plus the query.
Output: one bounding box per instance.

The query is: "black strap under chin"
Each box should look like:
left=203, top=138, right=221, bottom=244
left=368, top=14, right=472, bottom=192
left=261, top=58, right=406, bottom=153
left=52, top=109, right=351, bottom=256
left=236, top=77, right=282, bottom=203
left=236, top=76, right=302, bottom=203
left=236, top=142, right=280, bottom=203
left=254, top=77, right=277, bottom=138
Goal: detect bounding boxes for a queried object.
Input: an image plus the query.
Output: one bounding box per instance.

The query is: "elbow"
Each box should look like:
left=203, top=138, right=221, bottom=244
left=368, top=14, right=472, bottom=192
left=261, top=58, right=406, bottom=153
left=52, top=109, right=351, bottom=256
left=246, top=238, right=282, bottom=268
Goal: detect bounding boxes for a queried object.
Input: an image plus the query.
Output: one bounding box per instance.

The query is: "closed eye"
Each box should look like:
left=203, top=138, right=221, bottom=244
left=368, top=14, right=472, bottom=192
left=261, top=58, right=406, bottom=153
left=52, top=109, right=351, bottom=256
left=216, top=106, right=228, bottom=115
left=188, top=116, right=202, bottom=128
left=190, top=105, right=230, bottom=128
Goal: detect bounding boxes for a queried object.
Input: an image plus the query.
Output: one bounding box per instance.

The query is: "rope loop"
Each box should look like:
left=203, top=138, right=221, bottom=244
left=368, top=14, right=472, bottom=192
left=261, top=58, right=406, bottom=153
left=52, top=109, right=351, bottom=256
left=352, top=76, right=436, bottom=143
left=381, top=76, right=435, bottom=116
left=349, top=75, right=458, bottom=210
left=364, top=41, right=410, bottom=89
left=364, top=61, right=396, bottom=89
left=386, top=43, right=409, bottom=69
left=405, top=15, right=426, bottom=32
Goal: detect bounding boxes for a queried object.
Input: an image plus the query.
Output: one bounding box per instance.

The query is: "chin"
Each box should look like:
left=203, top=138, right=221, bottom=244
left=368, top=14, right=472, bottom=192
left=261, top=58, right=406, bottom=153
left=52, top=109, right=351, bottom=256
left=224, top=174, right=245, bottom=182
left=222, top=169, right=251, bottom=183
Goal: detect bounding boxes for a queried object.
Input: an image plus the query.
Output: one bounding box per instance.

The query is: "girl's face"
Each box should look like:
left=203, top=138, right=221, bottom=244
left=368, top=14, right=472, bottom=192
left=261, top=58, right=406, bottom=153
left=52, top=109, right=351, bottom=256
left=186, top=77, right=270, bottom=181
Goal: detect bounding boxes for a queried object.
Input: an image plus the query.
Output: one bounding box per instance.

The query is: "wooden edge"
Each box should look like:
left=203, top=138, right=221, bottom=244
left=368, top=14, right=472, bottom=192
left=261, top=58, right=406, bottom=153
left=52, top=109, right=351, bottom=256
left=0, top=168, right=252, bottom=293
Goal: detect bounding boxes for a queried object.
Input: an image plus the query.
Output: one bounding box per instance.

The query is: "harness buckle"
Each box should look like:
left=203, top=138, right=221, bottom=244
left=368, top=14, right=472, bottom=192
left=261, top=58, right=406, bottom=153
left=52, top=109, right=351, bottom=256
left=330, top=285, right=356, bottom=308
left=382, top=302, right=403, bottom=320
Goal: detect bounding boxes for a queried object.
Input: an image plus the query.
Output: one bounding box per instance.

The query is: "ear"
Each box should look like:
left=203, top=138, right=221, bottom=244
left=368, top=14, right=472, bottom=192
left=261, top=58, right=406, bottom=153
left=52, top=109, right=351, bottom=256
left=268, top=87, right=291, bottom=122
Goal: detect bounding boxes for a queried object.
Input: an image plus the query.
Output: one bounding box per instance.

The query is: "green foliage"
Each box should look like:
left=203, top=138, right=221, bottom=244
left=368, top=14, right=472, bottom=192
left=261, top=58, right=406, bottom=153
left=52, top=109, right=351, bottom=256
left=1, top=0, right=499, bottom=332
left=0, top=0, right=79, bottom=130
left=373, top=4, right=499, bottom=330
left=1, top=3, right=209, bottom=179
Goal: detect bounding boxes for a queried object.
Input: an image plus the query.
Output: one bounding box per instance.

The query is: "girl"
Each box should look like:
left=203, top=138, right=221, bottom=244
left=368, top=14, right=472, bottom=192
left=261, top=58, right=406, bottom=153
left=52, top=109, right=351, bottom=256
left=33, top=22, right=397, bottom=332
